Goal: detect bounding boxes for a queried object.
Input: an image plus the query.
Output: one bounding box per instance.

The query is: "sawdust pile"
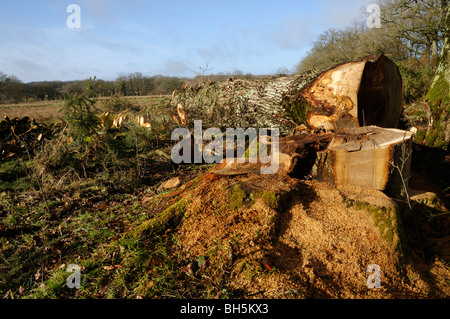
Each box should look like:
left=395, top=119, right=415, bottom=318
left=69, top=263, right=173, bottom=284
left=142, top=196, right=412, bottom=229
left=173, top=169, right=448, bottom=298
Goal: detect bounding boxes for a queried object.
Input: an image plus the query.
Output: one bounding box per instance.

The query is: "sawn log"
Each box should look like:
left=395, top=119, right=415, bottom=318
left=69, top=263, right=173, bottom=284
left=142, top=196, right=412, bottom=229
left=170, top=54, right=403, bottom=134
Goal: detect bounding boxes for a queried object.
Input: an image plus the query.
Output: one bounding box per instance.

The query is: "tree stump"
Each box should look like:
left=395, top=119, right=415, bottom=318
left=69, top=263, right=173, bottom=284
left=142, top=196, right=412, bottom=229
left=209, top=126, right=414, bottom=198
left=312, top=126, right=414, bottom=198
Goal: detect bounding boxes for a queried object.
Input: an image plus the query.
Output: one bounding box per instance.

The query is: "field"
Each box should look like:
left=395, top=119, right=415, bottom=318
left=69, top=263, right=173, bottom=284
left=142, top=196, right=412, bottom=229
left=0, top=96, right=169, bottom=122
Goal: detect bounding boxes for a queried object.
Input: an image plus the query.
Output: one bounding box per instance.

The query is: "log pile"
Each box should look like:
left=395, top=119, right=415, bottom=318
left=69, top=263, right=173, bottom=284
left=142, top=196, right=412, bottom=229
left=0, top=116, right=55, bottom=160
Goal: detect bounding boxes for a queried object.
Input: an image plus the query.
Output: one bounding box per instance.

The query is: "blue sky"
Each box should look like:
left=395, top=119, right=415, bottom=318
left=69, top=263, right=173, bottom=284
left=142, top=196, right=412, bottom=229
left=0, top=0, right=369, bottom=82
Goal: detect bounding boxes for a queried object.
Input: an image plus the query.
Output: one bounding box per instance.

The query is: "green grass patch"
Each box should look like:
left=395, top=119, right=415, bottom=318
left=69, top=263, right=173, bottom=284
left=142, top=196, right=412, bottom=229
left=229, top=184, right=248, bottom=211
left=124, top=198, right=187, bottom=241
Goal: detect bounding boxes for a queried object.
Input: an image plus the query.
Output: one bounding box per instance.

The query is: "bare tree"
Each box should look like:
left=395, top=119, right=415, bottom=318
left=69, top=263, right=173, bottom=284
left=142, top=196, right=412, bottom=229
left=379, top=0, right=443, bottom=69
left=4, top=75, right=25, bottom=103
left=297, top=0, right=444, bottom=74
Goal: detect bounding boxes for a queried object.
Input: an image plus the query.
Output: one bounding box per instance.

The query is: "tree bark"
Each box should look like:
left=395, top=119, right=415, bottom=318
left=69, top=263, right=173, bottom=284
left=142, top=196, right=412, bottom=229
left=427, top=0, right=450, bottom=104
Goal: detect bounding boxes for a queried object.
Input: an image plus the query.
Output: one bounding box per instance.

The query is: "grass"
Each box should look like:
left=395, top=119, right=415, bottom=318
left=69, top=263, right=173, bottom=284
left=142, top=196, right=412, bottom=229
left=0, top=110, right=214, bottom=298
left=124, top=198, right=187, bottom=241
left=0, top=95, right=169, bottom=122
left=0, top=100, right=66, bottom=122
left=0, top=90, right=214, bottom=298
left=0, top=160, right=34, bottom=192
left=0, top=171, right=201, bottom=299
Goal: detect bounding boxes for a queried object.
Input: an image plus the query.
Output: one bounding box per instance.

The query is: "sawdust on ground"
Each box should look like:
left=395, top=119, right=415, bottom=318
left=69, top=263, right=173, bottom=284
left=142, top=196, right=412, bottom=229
left=174, top=171, right=449, bottom=299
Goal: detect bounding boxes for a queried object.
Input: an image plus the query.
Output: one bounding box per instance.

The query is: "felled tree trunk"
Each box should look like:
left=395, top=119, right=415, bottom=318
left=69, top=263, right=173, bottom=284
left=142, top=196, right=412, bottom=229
left=171, top=55, right=410, bottom=196
left=170, top=73, right=309, bottom=135
left=170, top=54, right=403, bottom=134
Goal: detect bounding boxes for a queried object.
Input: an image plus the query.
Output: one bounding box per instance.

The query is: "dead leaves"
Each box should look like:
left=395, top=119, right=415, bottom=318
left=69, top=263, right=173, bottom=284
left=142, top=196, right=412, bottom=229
left=102, top=264, right=123, bottom=271
left=18, top=285, right=25, bottom=295
left=34, top=268, right=42, bottom=281
left=262, top=255, right=274, bottom=272
left=147, top=256, right=164, bottom=268
left=184, top=255, right=208, bottom=276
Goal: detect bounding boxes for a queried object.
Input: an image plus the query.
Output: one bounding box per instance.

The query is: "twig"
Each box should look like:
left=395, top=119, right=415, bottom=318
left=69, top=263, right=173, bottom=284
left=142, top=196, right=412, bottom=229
left=390, top=131, right=425, bottom=260
left=12, top=127, right=51, bottom=214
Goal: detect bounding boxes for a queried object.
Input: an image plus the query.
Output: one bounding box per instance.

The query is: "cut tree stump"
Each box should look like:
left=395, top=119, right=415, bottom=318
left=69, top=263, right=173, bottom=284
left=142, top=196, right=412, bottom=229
left=312, top=126, right=414, bottom=198
left=210, top=126, right=414, bottom=198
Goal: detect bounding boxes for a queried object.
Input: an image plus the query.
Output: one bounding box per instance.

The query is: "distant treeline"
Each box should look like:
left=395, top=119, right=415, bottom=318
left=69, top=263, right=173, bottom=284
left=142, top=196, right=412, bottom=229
left=0, top=70, right=259, bottom=104
left=0, top=72, right=187, bottom=104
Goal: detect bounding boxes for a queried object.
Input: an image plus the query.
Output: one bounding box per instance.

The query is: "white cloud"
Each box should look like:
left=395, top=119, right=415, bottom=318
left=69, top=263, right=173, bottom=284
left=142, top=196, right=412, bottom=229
left=323, top=0, right=369, bottom=29
left=267, top=16, right=315, bottom=51
left=157, top=59, right=194, bottom=76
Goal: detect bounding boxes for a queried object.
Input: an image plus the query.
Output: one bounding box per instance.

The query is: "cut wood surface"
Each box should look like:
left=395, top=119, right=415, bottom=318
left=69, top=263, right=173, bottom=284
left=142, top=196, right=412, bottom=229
left=313, top=126, right=414, bottom=197
left=303, top=54, right=403, bottom=131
